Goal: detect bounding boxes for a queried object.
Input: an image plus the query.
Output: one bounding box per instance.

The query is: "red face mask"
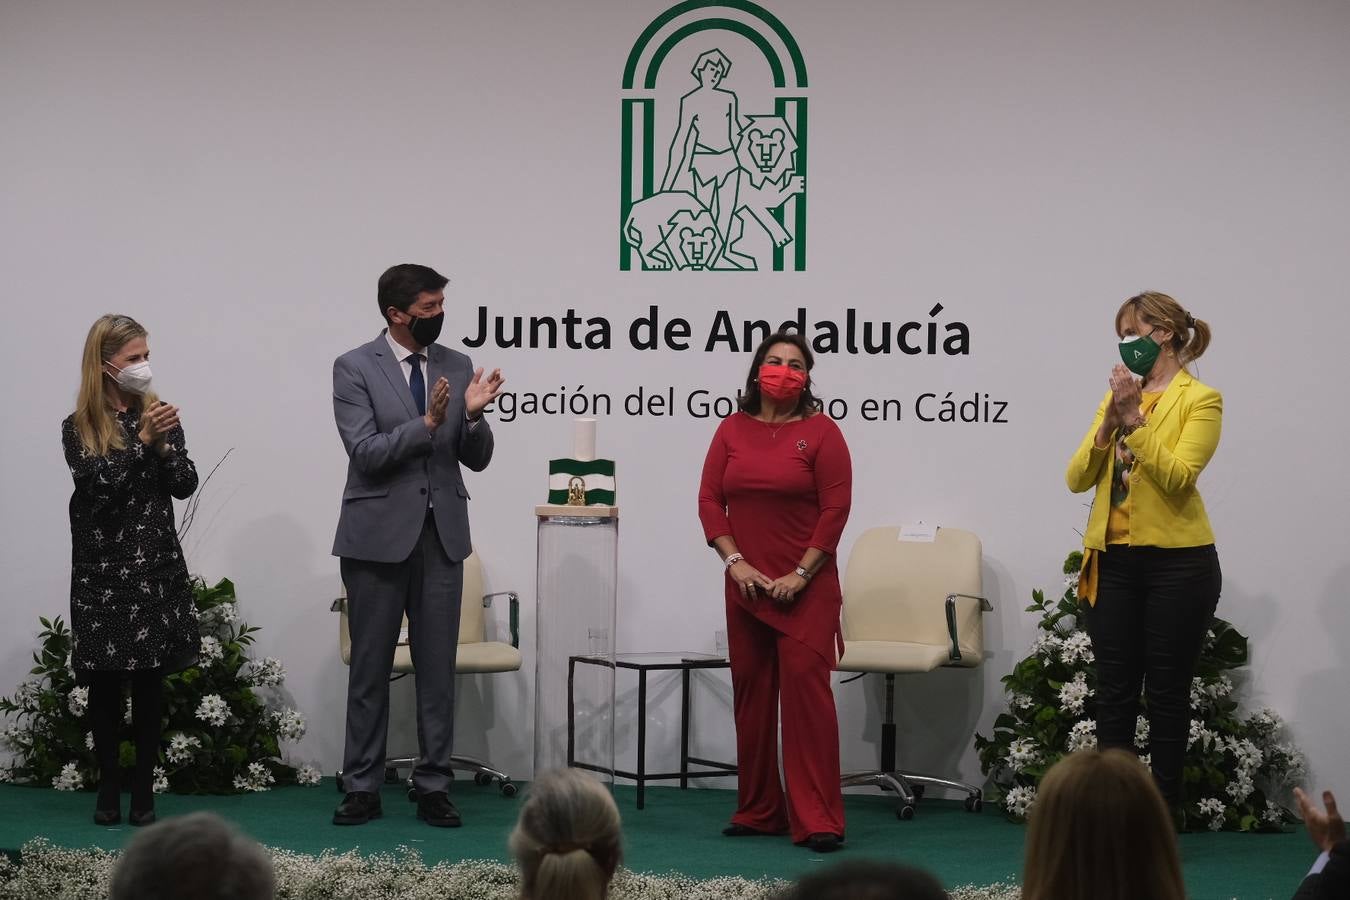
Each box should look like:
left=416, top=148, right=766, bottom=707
left=758, top=364, right=807, bottom=402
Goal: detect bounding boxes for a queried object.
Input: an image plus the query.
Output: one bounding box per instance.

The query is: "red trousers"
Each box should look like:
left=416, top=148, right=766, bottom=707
left=726, top=598, right=845, bottom=842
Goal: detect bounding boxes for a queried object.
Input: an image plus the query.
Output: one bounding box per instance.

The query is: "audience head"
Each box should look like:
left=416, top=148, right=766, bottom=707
left=109, top=811, right=274, bottom=900
left=780, top=859, right=949, bottom=900
left=1023, top=749, right=1184, bottom=900
left=509, top=768, right=622, bottom=900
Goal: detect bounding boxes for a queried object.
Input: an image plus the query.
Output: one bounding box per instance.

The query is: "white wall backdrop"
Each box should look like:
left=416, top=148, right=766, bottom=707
left=3, top=0, right=1348, bottom=801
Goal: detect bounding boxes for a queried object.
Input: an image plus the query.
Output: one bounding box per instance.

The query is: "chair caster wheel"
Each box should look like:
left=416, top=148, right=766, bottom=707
left=964, top=795, right=983, bottom=813
left=896, top=804, right=916, bottom=821
left=500, top=781, right=518, bottom=798
left=406, top=788, right=417, bottom=802
left=474, top=772, right=493, bottom=787
left=335, top=773, right=345, bottom=793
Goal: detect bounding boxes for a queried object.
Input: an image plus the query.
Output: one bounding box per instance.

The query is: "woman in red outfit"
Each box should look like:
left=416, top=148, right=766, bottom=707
left=698, top=331, right=852, bottom=854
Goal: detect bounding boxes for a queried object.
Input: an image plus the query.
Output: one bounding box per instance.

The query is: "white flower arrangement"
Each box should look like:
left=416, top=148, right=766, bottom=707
left=66, top=685, right=89, bottom=716
left=1057, top=671, right=1091, bottom=717
left=271, top=708, right=306, bottom=743
left=166, top=732, right=202, bottom=764
left=51, top=761, right=83, bottom=792
left=200, top=635, right=224, bottom=665
left=0, top=839, right=1029, bottom=900
left=976, top=551, right=1306, bottom=832
left=247, top=656, right=286, bottom=687
left=1205, top=674, right=1234, bottom=700
left=195, top=693, right=230, bottom=728
left=1197, top=797, right=1226, bottom=831
left=1065, top=719, right=1097, bottom=753
left=1004, top=784, right=1036, bottom=817
left=0, top=557, right=315, bottom=794
left=296, top=764, right=323, bottom=786
left=1005, top=738, right=1040, bottom=774
left=15, top=681, right=42, bottom=713
left=1190, top=676, right=1208, bottom=712
left=1058, top=631, right=1094, bottom=666
left=1029, top=633, right=1063, bottom=658
left=1134, top=715, right=1150, bottom=750
left=152, top=765, right=170, bottom=794
left=0, top=725, right=23, bottom=751
left=1187, top=718, right=1219, bottom=752
left=232, top=761, right=275, bottom=792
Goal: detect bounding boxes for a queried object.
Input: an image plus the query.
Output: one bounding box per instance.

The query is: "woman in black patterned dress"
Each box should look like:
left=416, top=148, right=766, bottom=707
left=64, top=314, right=199, bottom=825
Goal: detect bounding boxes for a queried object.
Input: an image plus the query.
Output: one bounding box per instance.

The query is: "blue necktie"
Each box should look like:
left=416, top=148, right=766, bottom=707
left=408, top=353, right=426, bottom=416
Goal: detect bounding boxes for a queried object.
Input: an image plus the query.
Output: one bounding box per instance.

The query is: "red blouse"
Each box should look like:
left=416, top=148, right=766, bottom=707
left=698, top=411, right=853, bottom=664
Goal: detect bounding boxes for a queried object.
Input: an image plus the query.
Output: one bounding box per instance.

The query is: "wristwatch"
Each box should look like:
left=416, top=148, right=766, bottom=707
left=794, top=566, right=812, bottom=580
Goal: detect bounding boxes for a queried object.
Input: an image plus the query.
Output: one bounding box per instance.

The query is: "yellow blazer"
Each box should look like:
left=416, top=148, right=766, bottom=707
left=1066, top=369, right=1222, bottom=552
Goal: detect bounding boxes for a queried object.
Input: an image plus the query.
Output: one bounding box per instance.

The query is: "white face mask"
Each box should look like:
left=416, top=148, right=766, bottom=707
left=108, top=360, right=153, bottom=395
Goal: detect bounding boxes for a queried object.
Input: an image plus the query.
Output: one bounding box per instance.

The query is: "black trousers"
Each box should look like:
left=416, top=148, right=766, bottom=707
left=1083, top=544, right=1221, bottom=804
left=82, top=668, right=163, bottom=811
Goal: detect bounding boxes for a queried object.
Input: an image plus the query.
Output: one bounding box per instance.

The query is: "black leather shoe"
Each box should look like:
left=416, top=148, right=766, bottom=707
left=333, top=791, right=383, bottom=825
left=416, top=791, right=462, bottom=828
left=129, top=809, right=156, bottom=827
left=803, top=832, right=842, bottom=853
left=94, top=808, right=121, bottom=826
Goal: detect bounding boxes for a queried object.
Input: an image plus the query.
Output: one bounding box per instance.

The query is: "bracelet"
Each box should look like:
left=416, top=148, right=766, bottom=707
left=724, top=553, right=744, bottom=568
left=1120, top=417, right=1147, bottom=438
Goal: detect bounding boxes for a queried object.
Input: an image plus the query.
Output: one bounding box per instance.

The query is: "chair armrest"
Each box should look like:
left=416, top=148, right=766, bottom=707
left=330, top=597, right=346, bottom=613
left=482, top=591, right=521, bottom=649
left=944, top=592, right=992, bottom=662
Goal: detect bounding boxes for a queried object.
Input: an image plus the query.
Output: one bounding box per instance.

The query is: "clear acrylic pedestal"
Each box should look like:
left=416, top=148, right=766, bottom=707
left=534, top=505, right=618, bottom=783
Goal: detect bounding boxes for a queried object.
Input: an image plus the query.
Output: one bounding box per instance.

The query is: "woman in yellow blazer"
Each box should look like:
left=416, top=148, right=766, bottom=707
left=1066, top=291, right=1221, bottom=808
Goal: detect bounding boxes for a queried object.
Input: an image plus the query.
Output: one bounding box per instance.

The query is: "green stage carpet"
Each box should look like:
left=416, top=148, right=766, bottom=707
left=0, top=780, right=1312, bottom=899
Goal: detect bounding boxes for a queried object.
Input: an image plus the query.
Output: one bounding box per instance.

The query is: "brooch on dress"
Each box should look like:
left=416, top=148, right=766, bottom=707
left=796, top=439, right=808, bottom=451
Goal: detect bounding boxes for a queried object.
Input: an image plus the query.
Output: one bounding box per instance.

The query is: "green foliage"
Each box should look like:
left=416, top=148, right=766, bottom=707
left=973, top=552, right=1305, bottom=832
left=0, top=578, right=313, bottom=794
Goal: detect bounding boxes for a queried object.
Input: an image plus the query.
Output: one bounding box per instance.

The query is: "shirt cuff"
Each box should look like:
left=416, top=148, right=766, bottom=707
left=465, top=413, right=481, bottom=430
left=1310, top=850, right=1331, bottom=876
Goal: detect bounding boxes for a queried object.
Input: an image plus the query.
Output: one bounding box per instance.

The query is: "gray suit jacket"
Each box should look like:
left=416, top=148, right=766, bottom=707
left=332, top=332, right=493, bottom=563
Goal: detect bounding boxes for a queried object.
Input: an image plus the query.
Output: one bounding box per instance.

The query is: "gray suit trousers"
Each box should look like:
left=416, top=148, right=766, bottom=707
left=340, top=511, right=462, bottom=794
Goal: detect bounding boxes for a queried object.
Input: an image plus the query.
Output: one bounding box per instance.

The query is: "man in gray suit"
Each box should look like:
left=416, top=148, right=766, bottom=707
left=331, top=263, right=504, bottom=827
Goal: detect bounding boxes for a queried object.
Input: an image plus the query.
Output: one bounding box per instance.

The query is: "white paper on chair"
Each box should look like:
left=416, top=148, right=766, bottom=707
left=899, top=521, right=938, bottom=542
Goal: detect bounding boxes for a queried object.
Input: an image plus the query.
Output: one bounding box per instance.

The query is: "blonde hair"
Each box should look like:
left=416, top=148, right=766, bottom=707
left=1023, top=750, right=1184, bottom=900
left=74, top=314, right=159, bottom=456
left=1115, top=291, right=1212, bottom=365
left=509, top=769, right=622, bottom=900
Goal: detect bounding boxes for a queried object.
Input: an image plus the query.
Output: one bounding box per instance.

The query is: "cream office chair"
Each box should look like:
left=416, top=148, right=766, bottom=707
left=332, top=550, right=522, bottom=797
left=837, top=526, right=992, bottom=820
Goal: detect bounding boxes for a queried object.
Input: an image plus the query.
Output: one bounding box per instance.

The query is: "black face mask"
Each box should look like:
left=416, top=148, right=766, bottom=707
left=407, top=311, right=445, bottom=347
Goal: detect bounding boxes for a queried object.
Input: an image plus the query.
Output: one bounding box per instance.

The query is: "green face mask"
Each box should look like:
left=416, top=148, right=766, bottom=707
left=1118, top=332, right=1161, bottom=376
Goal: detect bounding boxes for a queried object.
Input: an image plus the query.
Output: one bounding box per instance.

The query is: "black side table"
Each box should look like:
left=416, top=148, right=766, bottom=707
left=568, top=651, right=738, bottom=809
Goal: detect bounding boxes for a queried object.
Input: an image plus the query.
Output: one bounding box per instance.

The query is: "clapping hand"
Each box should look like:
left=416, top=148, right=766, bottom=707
left=1109, top=363, right=1143, bottom=424
left=424, top=377, right=450, bottom=430
left=1295, top=787, right=1345, bottom=853
left=138, top=401, right=180, bottom=451
left=465, top=367, right=505, bottom=419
